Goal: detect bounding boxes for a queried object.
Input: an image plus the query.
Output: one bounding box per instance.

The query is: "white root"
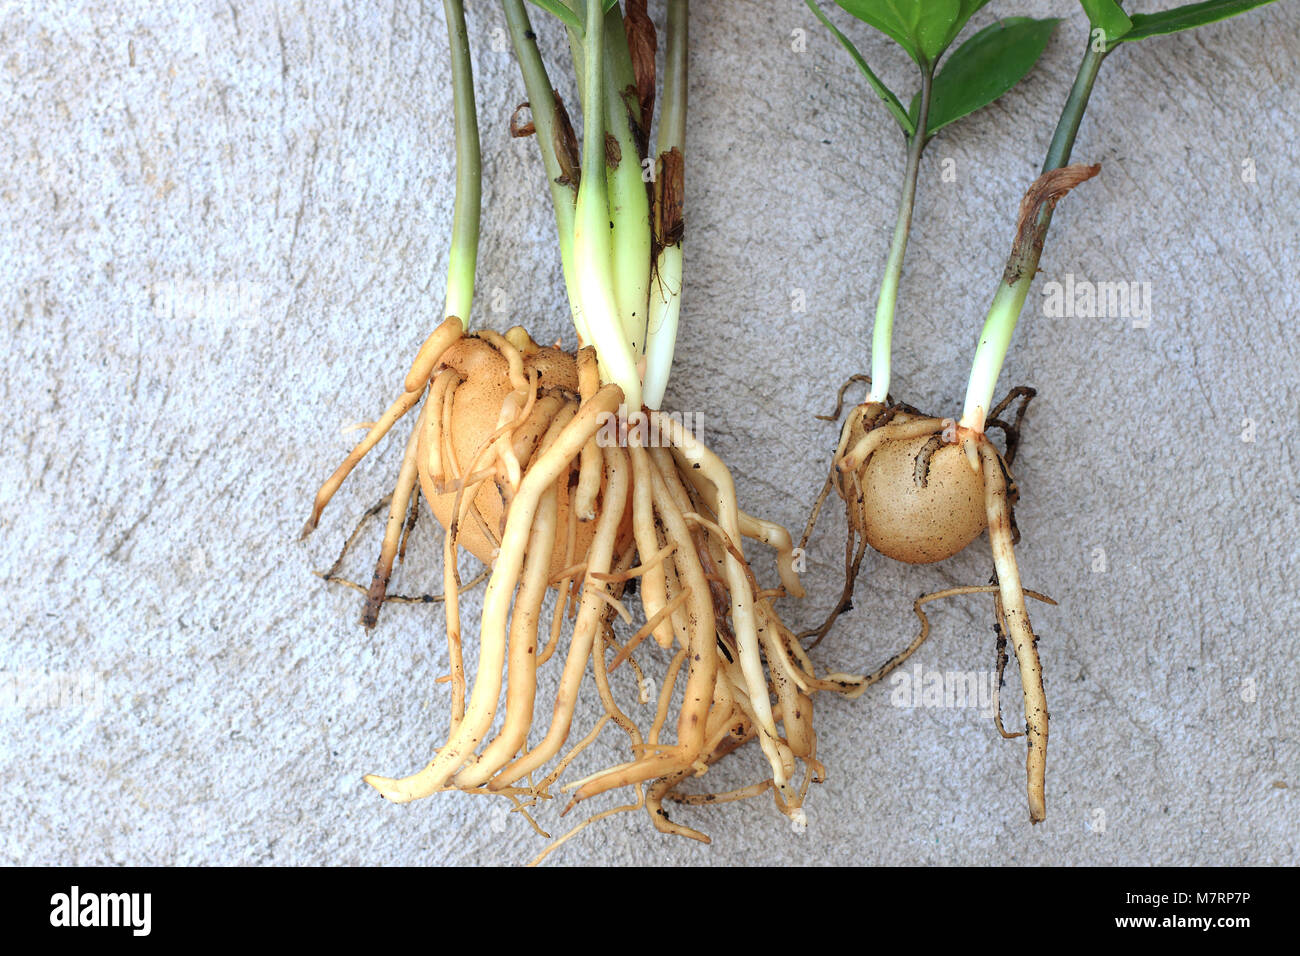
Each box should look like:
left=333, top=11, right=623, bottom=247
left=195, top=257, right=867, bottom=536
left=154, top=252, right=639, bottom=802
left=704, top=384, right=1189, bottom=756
left=489, top=429, right=630, bottom=789
left=838, top=416, right=944, bottom=475
left=678, top=460, right=805, bottom=599
left=657, top=418, right=792, bottom=801
left=362, top=400, right=430, bottom=626
left=978, top=438, right=1048, bottom=823
left=627, top=439, right=675, bottom=648
left=561, top=442, right=720, bottom=807
left=452, top=410, right=569, bottom=788
left=364, top=385, right=623, bottom=803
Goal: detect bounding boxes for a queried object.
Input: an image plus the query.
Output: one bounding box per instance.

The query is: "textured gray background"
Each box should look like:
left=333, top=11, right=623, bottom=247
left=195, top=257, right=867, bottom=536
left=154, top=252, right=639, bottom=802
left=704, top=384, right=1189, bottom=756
left=2, top=0, right=1297, bottom=866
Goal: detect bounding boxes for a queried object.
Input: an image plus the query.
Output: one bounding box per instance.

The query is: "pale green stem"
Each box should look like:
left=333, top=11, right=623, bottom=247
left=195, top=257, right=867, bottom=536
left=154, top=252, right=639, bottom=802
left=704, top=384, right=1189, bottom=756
left=573, top=0, right=642, bottom=410
left=601, top=3, right=652, bottom=355
left=960, top=41, right=1107, bottom=430
left=642, top=0, right=687, bottom=411
left=442, top=0, right=480, bottom=328
left=563, top=4, right=586, bottom=108
left=868, top=65, right=931, bottom=403
left=561, top=3, right=650, bottom=355
left=502, top=0, right=585, bottom=341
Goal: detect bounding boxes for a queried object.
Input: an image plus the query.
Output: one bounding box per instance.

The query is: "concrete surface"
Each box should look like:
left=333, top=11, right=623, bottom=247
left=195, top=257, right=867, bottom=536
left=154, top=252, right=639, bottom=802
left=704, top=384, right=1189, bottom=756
left=2, top=0, right=1297, bottom=866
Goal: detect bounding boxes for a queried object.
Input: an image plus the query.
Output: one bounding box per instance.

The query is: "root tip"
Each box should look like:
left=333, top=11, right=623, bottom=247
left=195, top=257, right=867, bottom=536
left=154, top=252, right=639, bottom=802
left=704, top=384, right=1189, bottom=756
left=363, top=774, right=414, bottom=804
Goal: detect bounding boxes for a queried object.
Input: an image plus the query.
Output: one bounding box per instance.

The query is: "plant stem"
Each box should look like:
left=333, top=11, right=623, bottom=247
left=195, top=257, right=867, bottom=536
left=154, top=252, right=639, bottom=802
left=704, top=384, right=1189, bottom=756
left=502, top=0, right=585, bottom=339
left=442, top=0, right=481, bottom=328
left=868, top=65, right=932, bottom=403
left=560, top=2, right=650, bottom=355
left=601, top=3, right=652, bottom=355
left=573, top=0, right=643, bottom=410
left=959, top=40, right=1107, bottom=431
left=562, top=3, right=587, bottom=117
left=1041, top=42, right=1106, bottom=174
left=642, top=0, right=687, bottom=411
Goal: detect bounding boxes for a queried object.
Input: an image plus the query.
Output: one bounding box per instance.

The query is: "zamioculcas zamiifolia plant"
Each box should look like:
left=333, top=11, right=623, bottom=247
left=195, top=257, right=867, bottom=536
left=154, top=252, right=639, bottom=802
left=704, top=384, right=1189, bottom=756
left=303, top=0, right=870, bottom=862
left=807, top=0, right=1277, bottom=824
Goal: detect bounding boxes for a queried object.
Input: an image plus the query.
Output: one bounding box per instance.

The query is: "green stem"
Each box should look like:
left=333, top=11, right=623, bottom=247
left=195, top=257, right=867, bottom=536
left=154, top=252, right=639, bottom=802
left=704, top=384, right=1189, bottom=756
left=563, top=3, right=586, bottom=112
left=601, top=3, right=652, bottom=355
left=502, top=0, right=585, bottom=339
left=868, top=65, right=932, bottom=403
left=653, top=0, right=687, bottom=185
left=573, top=0, right=642, bottom=410
left=960, top=40, right=1107, bottom=430
left=642, top=0, right=687, bottom=410
left=1041, top=42, right=1106, bottom=174
left=442, top=0, right=481, bottom=328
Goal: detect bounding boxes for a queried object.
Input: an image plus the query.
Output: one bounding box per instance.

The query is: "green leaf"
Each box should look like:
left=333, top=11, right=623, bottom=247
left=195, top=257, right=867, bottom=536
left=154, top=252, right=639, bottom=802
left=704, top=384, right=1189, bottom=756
left=913, top=17, right=1060, bottom=137
left=1119, top=0, right=1278, bottom=42
left=807, top=0, right=915, bottom=135
left=1078, top=0, right=1133, bottom=45
left=527, top=0, right=582, bottom=31
left=526, top=0, right=619, bottom=32
left=835, top=0, right=992, bottom=67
